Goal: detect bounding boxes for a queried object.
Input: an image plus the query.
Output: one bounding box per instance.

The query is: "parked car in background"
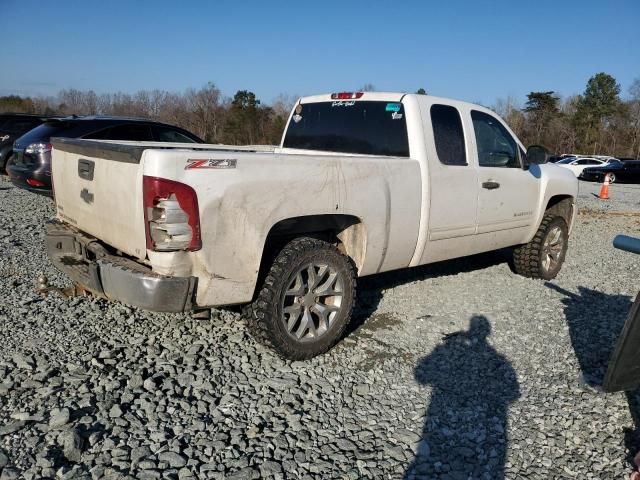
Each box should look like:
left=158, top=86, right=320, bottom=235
left=554, top=156, right=615, bottom=178
left=549, top=154, right=582, bottom=163
left=0, top=113, right=53, bottom=173
left=581, top=160, right=640, bottom=183
left=6, top=116, right=203, bottom=194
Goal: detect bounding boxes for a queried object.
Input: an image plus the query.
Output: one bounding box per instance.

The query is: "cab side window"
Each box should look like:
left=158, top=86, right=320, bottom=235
left=471, top=110, right=520, bottom=168
left=430, top=104, right=467, bottom=166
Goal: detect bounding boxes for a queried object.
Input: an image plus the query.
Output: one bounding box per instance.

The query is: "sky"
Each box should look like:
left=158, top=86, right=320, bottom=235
left=1, top=0, right=639, bottom=107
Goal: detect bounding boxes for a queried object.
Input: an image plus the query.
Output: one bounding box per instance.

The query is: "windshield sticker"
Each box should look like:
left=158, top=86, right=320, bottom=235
left=331, top=100, right=355, bottom=107
left=293, top=114, right=303, bottom=123
left=386, top=103, right=401, bottom=112
left=391, top=112, right=403, bottom=120
left=185, top=158, right=237, bottom=170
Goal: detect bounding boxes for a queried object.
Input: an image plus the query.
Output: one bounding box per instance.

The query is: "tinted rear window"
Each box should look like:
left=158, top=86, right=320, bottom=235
left=430, top=104, right=467, bottom=166
left=283, top=101, right=409, bottom=157
left=15, top=122, right=72, bottom=145
left=16, top=121, right=117, bottom=145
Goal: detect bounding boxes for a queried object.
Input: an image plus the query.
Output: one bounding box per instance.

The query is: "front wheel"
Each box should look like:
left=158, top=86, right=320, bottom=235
left=513, top=215, right=569, bottom=280
left=245, top=237, right=356, bottom=360
left=606, top=172, right=616, bottom=184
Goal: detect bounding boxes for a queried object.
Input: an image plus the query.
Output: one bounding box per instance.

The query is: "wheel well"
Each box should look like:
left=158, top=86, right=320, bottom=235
left=256, top=214, right=366, bottom=289
left=545, top=195, right=574, bottom=225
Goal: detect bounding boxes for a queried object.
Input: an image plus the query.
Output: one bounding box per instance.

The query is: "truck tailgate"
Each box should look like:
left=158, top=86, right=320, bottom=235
left=51, top=138, right=147, bottom=259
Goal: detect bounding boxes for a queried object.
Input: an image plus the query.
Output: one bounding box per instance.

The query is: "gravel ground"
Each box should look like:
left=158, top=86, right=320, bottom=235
left=1, top=175, right=640, bottom=479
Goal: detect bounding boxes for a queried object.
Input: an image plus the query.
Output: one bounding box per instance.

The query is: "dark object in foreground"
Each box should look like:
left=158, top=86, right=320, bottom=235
left=604, top=235, right=640, bottom=392
left=6, top=116, right=203, bottom=194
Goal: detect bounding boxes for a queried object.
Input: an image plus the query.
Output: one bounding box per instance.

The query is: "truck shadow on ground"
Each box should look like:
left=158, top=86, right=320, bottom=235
left=545, top=283, right=640, bottom=467
left=348, top=248, right=512, bottom=335
left=404, top=315, right=520, bottom=479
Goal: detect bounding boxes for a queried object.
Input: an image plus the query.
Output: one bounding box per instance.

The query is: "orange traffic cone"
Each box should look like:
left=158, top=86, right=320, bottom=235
left=599, top=173, right=611, bottom=200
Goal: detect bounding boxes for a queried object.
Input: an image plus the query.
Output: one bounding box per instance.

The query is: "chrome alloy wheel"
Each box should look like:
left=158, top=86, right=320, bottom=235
left=281, top=263, right=344, bottom=341
left=541, top=226, right=565, bottom=273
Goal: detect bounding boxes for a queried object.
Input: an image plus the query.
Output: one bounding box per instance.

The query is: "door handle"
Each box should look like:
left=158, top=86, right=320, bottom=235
left=482, top=181, right=500, bottom=190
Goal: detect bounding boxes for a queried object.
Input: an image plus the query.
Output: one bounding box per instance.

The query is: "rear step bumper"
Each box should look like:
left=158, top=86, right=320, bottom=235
left=45, top=220, right=197, bottom=312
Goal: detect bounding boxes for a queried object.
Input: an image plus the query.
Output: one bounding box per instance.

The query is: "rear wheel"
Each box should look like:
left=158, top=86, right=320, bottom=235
left=245, top=237, right=356, bottom=360
left=513, top=215, right=569, bottom=280
left=607, top=172, right=616, bottom=183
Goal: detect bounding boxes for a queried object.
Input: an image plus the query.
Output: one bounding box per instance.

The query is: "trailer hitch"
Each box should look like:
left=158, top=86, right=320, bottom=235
left=35, top=275, right=92, bottom=299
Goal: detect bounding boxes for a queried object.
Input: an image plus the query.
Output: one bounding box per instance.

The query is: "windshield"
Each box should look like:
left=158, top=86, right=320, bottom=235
left=557, top=158, right=576, bottom=164
left=283, top=101, right=410, bottom=157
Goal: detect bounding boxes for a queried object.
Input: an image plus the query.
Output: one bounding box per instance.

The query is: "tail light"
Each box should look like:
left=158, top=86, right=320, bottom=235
left=26, top=178, right=46, bottom=187
left=331, top=92, right=364, bottom=100
left=143, top=176, right=201, bottom=252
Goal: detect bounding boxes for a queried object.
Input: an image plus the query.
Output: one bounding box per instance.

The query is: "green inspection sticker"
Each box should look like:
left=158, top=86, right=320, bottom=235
left=385, top=103, right=401, bottom=112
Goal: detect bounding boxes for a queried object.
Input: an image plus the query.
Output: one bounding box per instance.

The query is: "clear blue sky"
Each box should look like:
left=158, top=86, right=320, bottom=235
left=1, top=0, right=639, bottom=106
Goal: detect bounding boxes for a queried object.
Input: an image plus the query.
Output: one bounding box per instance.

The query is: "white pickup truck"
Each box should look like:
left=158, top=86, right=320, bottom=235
left=47, top=91, right=578, bottom=359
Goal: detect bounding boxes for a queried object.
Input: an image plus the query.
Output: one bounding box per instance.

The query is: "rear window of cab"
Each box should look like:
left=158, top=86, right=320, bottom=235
left=283, top=101, right=409, bottom=157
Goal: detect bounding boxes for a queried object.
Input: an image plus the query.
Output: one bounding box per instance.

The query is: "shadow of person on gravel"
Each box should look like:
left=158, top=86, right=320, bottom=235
left=404, top=315, right=520, bottom=480
left=545, top=283, right=640, bottom=468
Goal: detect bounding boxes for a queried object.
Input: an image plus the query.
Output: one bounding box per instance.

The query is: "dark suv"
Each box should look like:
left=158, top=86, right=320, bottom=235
left=0, top=113, right=53, bottom=173
left=7, top=116, right=203, bottom=194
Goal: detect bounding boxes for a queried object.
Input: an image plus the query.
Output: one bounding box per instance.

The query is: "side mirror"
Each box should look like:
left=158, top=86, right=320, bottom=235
left=525, top=145, right=551, bottom=167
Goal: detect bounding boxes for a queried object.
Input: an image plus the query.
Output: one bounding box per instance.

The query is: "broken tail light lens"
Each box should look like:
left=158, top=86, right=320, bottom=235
left=143, top=176, right=201, bottom=252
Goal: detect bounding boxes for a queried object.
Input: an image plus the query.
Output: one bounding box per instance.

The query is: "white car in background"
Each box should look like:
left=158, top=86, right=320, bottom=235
left=554, top=156, right=616, bottom=178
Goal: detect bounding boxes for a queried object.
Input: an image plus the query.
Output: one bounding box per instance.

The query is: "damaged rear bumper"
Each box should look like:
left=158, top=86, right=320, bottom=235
left=45, top=220, right=196, bottom=312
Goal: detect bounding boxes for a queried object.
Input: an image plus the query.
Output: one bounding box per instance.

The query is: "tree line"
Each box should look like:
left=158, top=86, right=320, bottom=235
left=492, top=73, right=640, bottom=159
left=1, top=72, right=639, bottom=158
left=0, top=83, right=294, bottom=145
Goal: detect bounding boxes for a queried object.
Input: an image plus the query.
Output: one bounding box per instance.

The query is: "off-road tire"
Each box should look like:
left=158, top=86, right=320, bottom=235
left=513, top=215, right=569, bottom=280
left=244, top=237, right=356, bottom=360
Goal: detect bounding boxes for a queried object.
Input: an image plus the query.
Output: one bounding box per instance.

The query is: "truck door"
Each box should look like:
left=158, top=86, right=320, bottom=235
left=471, top=110, right=540, bottom=234
left=426, top=104, right=478, bottom=240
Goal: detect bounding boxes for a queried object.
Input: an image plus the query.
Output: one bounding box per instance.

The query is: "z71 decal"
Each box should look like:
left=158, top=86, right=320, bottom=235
left=185, top=158, right=237, bottom=170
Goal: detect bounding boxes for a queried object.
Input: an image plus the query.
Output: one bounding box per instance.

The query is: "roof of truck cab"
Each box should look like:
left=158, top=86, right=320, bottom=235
left=300, top=92, right=407, bottom=103
left=298, top=92, right=489, bottom=111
